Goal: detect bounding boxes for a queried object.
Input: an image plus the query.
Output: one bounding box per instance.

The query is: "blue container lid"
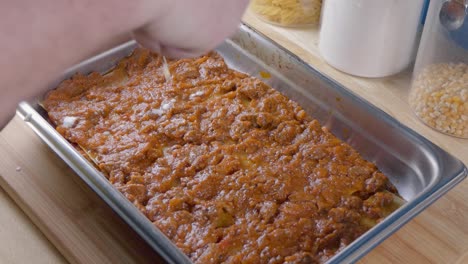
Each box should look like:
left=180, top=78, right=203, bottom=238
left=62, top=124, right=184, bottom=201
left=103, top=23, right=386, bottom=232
left=447, top=6, right=468, bottom=49
left=449, top=22, right=468, bottom=49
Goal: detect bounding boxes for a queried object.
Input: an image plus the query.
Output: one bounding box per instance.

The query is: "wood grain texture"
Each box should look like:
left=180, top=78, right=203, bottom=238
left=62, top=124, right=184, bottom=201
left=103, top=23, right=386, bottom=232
left=0, top=11, right=466, bottom=264
left=0, top=186, right=66, bottom=264
left=0, top=117, right=164, bottom=264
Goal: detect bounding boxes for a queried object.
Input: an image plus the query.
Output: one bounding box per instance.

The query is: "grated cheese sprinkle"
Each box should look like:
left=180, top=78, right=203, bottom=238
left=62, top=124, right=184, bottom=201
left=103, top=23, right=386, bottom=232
left=62, top=116, right=78, bottom=128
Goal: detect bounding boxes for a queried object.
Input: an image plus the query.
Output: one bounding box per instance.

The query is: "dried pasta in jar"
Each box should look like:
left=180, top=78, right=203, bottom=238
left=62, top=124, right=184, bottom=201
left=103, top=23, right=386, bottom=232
left=250, top=0, right=322, bottom=26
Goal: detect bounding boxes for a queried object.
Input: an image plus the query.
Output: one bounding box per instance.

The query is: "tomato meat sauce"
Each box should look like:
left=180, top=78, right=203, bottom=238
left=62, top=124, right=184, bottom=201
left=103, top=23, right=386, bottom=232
left=43, top=48, right=402, bottom=264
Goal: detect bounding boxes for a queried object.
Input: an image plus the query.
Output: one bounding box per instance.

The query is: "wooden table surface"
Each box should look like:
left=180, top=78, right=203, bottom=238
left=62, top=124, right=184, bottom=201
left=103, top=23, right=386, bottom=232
left=0, top=11, right=466, bottom=264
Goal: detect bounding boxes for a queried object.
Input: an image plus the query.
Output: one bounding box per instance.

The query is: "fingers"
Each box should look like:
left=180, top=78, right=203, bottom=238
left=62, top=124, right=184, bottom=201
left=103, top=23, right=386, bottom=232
left=134, top=29, right=205, bottom=58
left=159, top=46, right=206, bottom=59
left=132, top=0, right=250, bottom=58
left=132, top=30, right=162, bottom=54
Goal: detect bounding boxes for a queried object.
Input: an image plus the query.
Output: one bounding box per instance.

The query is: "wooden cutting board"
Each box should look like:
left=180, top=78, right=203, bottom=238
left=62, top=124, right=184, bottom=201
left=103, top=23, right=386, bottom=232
left=0, top=117, right=164, bottom=264
left=0, top=12, right=467, bottom=264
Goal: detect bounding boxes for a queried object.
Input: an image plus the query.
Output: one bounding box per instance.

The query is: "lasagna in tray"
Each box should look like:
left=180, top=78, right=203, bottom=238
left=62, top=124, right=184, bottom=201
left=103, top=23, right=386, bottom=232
left=43, top=48, right=403, bottom=264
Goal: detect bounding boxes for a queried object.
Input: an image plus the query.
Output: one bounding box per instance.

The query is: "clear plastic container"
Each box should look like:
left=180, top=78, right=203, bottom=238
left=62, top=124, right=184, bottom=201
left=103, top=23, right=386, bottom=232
left=409, top=0, right=468, bottom=138
left=249, top=0, right=322, bottom=27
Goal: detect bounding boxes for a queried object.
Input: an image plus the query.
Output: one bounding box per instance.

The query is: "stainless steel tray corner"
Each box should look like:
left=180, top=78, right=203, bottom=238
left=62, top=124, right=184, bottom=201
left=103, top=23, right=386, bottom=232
left=17, top=23, right=467, bottom=264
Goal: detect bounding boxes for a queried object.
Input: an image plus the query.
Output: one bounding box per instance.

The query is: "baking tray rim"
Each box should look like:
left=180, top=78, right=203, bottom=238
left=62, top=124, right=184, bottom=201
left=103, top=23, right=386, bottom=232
left=16, top=22, right=468, bottom=264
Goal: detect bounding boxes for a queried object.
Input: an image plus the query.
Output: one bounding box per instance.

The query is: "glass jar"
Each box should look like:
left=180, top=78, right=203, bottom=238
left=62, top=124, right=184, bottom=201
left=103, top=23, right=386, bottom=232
left=409, top=0, right=468, bottom=138
left=249, top=0, right=322, bottom=27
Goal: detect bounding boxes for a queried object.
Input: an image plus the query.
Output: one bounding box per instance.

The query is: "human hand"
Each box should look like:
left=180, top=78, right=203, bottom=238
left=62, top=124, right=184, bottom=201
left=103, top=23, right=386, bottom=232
left=133, top=0, right=250, bottom=58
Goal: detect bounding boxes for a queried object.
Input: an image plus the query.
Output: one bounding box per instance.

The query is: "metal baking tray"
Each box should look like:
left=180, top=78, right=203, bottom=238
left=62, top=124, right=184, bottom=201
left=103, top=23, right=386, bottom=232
left=17, top=23, right=467, bottom=264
